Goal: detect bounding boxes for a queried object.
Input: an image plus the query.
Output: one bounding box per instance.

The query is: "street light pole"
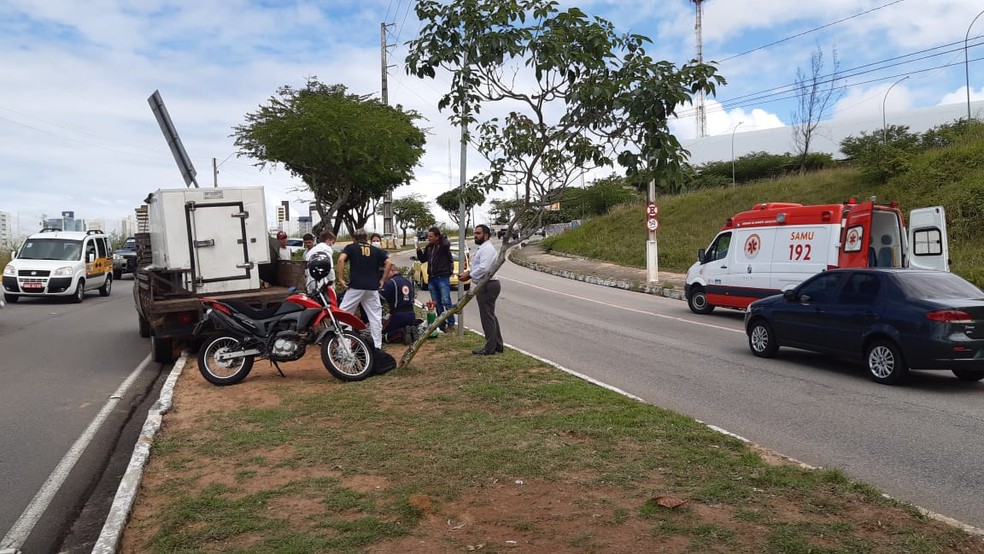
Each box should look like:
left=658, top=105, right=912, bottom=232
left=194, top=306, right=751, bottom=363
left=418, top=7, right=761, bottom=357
left=731, top=121, right=744, bottom=187
left=882, top=76, right=909, bottom=144
left=966, top=8, right=984, bottom=121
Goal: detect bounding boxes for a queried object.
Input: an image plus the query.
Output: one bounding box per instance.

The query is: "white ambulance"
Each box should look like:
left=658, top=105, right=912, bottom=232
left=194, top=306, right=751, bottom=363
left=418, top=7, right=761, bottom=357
left=684, top=199, right=949, bottom=314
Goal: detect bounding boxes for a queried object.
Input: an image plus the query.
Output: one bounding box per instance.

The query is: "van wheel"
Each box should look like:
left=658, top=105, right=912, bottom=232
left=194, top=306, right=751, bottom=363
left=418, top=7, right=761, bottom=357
left=866, top=339, right=908, bottom=385
left=99, top=274, right=112, bottom=297
left=138, top=314, right=151, bottom=338
left=72, top=281, right=85, bottom=303
left=687, top=286, right=714, bottom=314
left=152, top=334, right=174, bottom=364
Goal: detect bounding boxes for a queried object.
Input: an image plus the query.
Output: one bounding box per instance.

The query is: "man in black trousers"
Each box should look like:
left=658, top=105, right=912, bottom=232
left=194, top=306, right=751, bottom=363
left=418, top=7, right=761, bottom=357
left=459, top=224, right=503, bottom=355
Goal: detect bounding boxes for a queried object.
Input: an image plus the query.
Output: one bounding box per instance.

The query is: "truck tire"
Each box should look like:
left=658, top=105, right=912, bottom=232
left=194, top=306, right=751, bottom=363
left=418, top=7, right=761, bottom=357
left=5, top=294, right=18, bottom=303
left=687, top=286, right=714, bottom=314
left=113, top=269, right=122, bottom=280
left=152, top=334, right=174, bottom=364
left=138, top=314, right=151, bottom=338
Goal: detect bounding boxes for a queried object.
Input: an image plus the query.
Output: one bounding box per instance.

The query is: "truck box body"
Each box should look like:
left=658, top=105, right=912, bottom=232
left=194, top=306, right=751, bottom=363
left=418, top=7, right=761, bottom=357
left=684, top=200, right=949, bottom=313
left=146, top=187, right=270, bottom=294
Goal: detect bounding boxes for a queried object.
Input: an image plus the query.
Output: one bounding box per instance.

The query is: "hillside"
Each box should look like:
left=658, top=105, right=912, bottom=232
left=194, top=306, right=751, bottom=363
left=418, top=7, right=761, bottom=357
left=543, top=127, right=984, bottom=288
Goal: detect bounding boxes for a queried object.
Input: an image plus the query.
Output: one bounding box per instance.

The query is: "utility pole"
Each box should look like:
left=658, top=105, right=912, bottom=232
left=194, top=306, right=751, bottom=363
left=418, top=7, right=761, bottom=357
left=456, top=49, right=469, bottom=336
left=212, top=157, right=218, bottom=188
left=380, top=22, right=395, bottom=245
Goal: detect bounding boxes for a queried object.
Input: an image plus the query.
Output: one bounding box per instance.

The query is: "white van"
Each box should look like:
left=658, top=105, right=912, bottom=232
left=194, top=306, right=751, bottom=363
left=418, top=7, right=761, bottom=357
left=684, top=200, right=948, bottom=314
left=2, top=229, right=114, bottom=303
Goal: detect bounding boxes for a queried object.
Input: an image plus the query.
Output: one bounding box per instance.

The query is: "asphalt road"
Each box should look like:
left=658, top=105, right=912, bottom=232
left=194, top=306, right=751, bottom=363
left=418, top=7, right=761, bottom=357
left=395, top=245, right=984, bottom=529
left=0, top=277, right=163, bottom=553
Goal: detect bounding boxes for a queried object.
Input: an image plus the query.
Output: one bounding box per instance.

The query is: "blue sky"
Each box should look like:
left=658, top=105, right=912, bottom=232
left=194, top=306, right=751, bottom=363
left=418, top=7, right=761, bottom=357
left=1, top=0, right=983, bottom=236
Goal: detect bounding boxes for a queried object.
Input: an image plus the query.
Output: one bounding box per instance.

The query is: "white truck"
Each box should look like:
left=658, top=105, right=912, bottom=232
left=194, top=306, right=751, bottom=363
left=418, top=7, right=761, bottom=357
left=684, top=199, right=949, bottom=314
left=133, top=186, right=305, bottom=362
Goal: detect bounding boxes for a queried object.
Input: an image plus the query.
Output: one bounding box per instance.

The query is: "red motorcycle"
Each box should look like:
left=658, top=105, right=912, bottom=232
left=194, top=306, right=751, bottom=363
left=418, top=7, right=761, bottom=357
left=194, top=259, right=375, bottom=385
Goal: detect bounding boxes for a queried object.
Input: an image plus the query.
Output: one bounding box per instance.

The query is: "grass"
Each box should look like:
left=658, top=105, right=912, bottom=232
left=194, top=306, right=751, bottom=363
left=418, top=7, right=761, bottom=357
left=126, top=334, right=984, bottom=552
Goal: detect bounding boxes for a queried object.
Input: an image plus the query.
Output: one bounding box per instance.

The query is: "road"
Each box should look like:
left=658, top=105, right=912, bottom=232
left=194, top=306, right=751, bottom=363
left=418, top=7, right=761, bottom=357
left=395, top=245, right=984, bottom=529
left=0, top=277, right=163, bottom=553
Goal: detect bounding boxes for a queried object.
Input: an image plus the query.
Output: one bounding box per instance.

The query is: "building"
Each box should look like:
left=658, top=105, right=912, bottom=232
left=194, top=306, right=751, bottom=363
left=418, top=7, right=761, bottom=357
left=87, top=218, right=106, bottom=232
left=45, top=211, right=85, bottom=232
left=121, top=215, right=136, bottom=237
left=0, top=211, right=12, bottom=249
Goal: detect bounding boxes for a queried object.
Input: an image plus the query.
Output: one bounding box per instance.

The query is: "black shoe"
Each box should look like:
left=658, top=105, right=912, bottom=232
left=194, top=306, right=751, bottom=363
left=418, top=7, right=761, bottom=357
left=472, top=348, right=494, bottom=355
left=495, top=347, right=504, bottom=353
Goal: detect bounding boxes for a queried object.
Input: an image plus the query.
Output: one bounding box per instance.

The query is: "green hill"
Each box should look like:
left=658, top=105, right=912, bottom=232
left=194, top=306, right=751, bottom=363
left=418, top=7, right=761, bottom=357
left=543, top=125, right=984, bottom=287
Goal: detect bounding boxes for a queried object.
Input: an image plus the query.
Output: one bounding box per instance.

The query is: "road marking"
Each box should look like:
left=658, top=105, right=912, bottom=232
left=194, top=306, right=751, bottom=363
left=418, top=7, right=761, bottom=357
left=499, top=275, right=744, bottom=334
left=0, top=354, right=153, bottom=552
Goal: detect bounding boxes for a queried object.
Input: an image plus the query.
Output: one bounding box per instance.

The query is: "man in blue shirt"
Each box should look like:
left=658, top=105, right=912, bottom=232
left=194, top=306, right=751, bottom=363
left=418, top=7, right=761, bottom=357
left=458, top=224, right=502, bottom=355
left=380, top=265, right=417, bottom=343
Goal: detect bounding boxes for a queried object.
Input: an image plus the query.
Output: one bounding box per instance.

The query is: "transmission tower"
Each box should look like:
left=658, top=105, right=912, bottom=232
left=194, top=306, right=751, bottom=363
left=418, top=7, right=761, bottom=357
left=692, top=0, right=707, bottom=138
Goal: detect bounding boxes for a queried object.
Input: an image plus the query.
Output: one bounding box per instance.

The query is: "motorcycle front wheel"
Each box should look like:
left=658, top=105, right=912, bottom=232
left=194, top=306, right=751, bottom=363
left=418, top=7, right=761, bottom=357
left=198, top=334, right=255, bottom=386
left=321, top=331, right=375, bottom=382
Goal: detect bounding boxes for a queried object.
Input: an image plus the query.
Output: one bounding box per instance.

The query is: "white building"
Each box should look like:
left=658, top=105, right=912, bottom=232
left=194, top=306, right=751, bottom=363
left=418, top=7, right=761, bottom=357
left=121, top=215, right=136, bottom=237
left=0, top=211, right=12, bottom=249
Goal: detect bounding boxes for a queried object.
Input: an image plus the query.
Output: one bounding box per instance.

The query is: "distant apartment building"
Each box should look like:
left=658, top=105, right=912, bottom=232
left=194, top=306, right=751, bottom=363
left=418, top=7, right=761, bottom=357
left=45, top=211, right=85, bottom=232
left=0, top=211, right=12, bottom=248
left=87, top=218, right=106, bottom=231
left=120, top=215, right=136, bottom=237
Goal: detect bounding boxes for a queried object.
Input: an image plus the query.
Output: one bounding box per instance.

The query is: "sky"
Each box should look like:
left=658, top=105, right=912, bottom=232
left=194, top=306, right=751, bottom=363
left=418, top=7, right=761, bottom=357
left=2, top=0, right=984, bottom=238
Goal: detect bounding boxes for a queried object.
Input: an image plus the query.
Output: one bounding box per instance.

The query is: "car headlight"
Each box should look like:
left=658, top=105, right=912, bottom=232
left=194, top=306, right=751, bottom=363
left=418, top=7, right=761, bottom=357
left=114, top=254, right=122, bottom=260
left=52, top=266, right=74, bottom=277
left=3, top=264, right=15, bottom=276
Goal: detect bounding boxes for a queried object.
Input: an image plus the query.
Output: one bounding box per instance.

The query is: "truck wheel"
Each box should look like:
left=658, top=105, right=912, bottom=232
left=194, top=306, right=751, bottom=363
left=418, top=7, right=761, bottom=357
left=866, top=339, right=908, bottom=385
left=747, top=319, right=779, bottom=358
left=687, top=286, right=714, bottom=314
left=198, top=334, right=254, bottom=385
left=72, top=281, right=85, bottom=303
left=138, top=314, right=151, bottom=338
left=5, top=294, right=18, bottom=303
left=151, top=334, right=174, bottom=364
left=113, top=269, right=122, bottom=280
left=99, top=274, right=112, bottom=297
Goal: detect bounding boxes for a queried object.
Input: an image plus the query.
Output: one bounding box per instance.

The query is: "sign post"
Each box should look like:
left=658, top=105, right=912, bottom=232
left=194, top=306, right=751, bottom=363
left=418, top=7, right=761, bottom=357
left=646, top=182, right=659, bottom=283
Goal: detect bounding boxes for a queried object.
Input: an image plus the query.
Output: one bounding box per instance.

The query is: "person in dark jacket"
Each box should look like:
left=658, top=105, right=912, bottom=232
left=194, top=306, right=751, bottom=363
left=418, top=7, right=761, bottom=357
left=379, top=265, right=417, bottom=343
left=415, top=226, right=455, bottom=331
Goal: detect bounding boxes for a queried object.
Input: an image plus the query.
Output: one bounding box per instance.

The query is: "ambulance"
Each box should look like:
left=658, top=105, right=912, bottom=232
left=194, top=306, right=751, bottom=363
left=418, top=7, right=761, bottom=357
left=684, top=199, right=949, bottom=314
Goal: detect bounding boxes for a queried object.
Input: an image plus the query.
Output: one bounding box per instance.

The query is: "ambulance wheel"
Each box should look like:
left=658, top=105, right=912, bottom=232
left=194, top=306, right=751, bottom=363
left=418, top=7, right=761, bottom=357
left=747, top=319, right=778, bottom=358
left=687, top=286, right=714, bottom=314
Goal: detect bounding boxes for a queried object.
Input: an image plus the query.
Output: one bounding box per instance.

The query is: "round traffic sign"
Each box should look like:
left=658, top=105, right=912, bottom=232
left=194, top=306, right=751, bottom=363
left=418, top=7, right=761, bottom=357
left=647, top=203, right=658, bottom=217
left=646, top=218, right=659, bottom=231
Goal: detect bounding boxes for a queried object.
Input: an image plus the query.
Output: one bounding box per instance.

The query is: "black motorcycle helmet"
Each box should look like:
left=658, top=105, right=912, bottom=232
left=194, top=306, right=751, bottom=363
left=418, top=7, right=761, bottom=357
left=308, top=257, right=333, bottom=281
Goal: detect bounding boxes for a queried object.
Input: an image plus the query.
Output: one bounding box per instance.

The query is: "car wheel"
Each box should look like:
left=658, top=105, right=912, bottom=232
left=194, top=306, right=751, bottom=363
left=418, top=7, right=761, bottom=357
left=865, top=339, right=908, bottom=385
left=687, top=286, right=714, bottom=314
left=952, top=370, right=984, bottom=382
left=747, top=319, right=779, bottom=358
left=72, top=281, right=85, bottom=303
left=5, top=294, right=18, bottom=303
left=99, top=274, right=112, bottom=297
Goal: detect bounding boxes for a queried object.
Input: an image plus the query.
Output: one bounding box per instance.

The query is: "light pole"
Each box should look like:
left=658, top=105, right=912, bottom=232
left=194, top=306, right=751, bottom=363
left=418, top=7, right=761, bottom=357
left=731, top=121, right=744, bottom=187
left=882, top=76, right=908, bottom=144
left=966, top=8, right=984, bottom=121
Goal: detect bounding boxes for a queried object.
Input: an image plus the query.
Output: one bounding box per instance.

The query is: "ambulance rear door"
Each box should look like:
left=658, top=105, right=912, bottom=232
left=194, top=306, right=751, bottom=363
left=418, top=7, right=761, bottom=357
left=838, top=201, right=873, bottom=268
left=907, top=206, right=949, bottom=271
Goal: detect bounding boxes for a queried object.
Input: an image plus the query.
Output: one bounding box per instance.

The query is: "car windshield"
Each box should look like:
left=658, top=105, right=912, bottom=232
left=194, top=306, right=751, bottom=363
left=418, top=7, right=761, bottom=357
left=895, top=272, right=984, bottom=300
left=123, top=238, right=136, bottom=249
left=18, top=239, right=82, bottom=261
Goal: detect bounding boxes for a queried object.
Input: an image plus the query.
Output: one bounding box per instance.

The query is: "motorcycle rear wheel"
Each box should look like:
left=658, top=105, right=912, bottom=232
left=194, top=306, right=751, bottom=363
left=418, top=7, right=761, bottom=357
left=198, top=334, right=255, bottom=386
left=321, top=331, right=374, bottom=382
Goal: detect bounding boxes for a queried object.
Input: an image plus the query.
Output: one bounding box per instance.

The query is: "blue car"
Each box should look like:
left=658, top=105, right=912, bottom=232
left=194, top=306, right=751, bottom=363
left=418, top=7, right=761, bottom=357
left=744, top=268, right=984, bottom=385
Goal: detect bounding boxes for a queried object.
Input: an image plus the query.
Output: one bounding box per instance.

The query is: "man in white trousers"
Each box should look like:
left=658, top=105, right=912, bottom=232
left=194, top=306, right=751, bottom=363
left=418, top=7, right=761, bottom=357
left=336, top=228, right=392, bottom=352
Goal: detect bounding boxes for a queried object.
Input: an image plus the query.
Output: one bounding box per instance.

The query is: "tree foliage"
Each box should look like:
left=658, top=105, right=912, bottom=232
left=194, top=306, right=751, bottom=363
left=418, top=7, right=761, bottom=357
left=435, top=185, right=486, bottom=228
left=388, top=194, right=434, bottom=245
left=232, top=79, right=426, bottom=235
left=399, top=0, right=722, bottom=365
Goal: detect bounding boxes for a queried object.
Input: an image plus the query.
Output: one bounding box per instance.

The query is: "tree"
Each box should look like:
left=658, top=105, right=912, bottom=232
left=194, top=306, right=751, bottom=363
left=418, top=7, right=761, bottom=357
left=232, top=79, right=426, bottom=236
left=400, top=0, right=722, bottom=365
left=488, top=198, right=523, bottom=225
left=792, top=45, right=843, bottom=172
left=387, top=194, right=434, bottom=246
left=435, top=186, right=486, bottom=229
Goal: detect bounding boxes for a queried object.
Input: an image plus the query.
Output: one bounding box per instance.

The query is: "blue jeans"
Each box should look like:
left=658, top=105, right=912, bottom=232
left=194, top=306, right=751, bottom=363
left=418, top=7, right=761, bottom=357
left=428, top=276, right=455, bottom=328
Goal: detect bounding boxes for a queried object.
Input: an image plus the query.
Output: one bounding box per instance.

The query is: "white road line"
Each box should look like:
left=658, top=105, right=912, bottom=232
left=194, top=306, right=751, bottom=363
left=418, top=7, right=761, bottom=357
left=0, top=354, right=153, bottom=552
left=499, top=274, right=744, bottom=334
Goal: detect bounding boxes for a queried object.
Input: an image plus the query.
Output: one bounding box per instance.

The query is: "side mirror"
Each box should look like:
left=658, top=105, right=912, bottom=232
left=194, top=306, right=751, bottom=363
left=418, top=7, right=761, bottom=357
left=697, top=248, right=706, bottom=264
left=783, top=289, right=797, bottom=302
left=10, top=250, right=16, bottom=259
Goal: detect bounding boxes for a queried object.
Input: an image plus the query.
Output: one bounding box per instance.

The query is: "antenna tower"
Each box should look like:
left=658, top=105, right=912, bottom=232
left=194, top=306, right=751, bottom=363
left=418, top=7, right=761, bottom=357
left=692, top=0, right=707, bottom=138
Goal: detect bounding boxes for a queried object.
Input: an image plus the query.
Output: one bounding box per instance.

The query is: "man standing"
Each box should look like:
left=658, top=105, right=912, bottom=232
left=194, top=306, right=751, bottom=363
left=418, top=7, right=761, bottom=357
left=415, top=227, right=455, bottom=332
left=304, top=230, right=336, bottom=294
left=302, top=233, right=315, bottom=252
left=459, top=224, right=502, bottom=355
left=337, top=229, right=392, bottom=352
left=276, top=230, right=291, bottom=260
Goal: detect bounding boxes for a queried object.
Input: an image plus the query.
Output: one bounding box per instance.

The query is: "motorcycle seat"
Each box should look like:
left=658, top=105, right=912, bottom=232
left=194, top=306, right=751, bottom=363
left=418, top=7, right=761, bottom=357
left=224, top=301, right=281, bottom=320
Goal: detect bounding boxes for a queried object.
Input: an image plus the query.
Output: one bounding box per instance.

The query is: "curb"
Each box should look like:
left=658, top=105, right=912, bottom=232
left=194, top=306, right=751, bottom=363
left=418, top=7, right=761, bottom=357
left=508, top=250, right=686, bottom=301
left=91, top=351, right=189, bottom=554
